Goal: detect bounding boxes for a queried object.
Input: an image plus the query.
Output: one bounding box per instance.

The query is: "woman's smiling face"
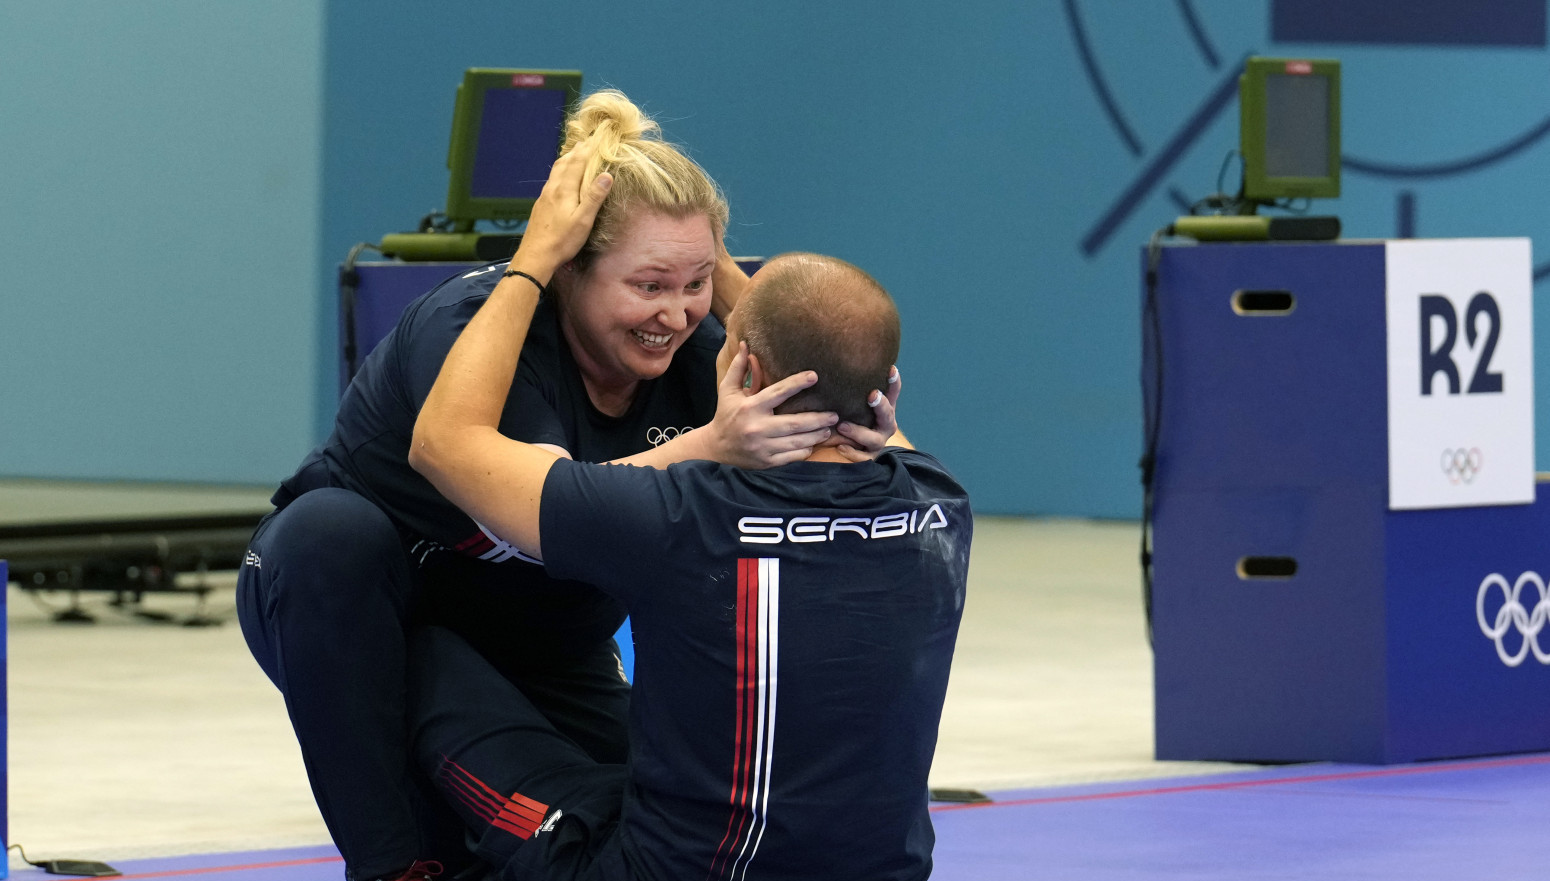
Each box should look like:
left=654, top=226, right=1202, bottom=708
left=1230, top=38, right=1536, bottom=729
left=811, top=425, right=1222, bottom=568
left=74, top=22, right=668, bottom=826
left=558, top=209, right=717, bottom=397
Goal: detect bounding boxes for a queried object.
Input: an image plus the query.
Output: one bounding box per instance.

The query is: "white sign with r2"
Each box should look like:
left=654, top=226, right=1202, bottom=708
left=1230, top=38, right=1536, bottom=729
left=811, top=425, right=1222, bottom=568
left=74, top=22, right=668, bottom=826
left=1385, top=238, right=1534, bottom=510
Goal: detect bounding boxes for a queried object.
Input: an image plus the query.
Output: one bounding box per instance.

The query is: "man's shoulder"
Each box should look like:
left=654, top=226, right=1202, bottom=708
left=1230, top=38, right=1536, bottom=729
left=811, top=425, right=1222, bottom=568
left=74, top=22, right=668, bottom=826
left=669, top=451, right=970, bottom=519
left=551, top=450, right=962, bottom=498
left=878, top=448, right=970, bottom=497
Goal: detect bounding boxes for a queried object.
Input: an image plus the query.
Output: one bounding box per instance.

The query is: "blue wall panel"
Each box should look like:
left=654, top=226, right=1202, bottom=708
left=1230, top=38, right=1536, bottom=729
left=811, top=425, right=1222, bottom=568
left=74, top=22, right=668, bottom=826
left=0, top=1, right=325, bottom=484
left=1272, top=0, right=1546, bottom=47
left=2, top=1, right=1547, bottom=516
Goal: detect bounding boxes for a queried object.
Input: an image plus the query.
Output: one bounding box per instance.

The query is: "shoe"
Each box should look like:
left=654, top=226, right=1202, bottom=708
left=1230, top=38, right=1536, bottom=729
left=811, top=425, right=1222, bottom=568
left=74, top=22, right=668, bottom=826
left=381, top=860, right=444, bottom=881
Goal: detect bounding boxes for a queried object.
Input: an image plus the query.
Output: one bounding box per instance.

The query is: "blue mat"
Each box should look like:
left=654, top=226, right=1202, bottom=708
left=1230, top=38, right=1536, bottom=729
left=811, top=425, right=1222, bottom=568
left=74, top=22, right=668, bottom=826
left=12, top=753, right=1548, bottom=879
left=931, top=753, right=1550, bottom=880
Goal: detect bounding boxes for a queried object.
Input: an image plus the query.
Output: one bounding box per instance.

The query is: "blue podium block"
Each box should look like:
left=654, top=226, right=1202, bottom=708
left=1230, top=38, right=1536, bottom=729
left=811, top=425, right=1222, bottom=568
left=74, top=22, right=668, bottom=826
left=1146, top=241, right=1550, bottom=764
left=1146, top=241, right=1390, bottom=494
left=341, top=262, right=478, bottom=396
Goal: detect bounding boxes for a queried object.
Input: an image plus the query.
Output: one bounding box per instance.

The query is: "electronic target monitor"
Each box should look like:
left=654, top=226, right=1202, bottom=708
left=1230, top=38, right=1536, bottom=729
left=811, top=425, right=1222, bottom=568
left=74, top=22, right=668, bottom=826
left=444, top=68, right=582, bottom=230
left=1240, top=57, right=1341, bottom=203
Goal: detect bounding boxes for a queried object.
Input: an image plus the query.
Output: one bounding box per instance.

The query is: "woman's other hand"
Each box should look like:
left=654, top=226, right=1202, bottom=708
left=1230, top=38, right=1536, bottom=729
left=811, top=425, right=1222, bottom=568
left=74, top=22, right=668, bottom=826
left=835, top=366, right=904, bottom=461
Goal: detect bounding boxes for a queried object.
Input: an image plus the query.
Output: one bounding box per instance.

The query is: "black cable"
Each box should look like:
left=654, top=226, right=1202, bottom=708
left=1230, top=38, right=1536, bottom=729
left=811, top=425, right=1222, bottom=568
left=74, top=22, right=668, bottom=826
left=417, top=210, right=452, bottom=234
left=1215, top=149, right=1242, bottom=200
left=9, top=843, right=121, bottom=877
left=339, top=241, right=383, bottom=385
left=1140, top=224, right=1171, bottom=648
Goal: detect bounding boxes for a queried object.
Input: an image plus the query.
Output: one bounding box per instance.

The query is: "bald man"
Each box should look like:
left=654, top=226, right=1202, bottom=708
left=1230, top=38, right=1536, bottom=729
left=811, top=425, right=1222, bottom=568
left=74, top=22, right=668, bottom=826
left=406, top=149, right=971, bottom=881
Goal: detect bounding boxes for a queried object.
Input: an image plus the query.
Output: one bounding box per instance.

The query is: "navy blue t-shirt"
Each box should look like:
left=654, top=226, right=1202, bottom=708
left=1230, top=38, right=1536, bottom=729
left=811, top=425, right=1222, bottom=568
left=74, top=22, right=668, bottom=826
left=274, top=261, right=723, bottom=647
left=540, top=449, right=972, bottom=881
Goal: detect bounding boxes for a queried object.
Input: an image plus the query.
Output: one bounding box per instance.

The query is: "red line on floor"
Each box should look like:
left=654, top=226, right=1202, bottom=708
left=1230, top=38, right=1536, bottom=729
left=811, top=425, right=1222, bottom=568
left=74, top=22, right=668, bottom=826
left=85, top=855, right=342, bottom=879
left=930, top=753, right=1550, bottom=814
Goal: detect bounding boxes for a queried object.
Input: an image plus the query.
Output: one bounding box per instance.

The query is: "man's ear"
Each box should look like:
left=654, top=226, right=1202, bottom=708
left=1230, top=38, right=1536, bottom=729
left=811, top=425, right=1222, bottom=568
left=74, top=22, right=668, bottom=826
left=747, top=351, right=768, bottom=394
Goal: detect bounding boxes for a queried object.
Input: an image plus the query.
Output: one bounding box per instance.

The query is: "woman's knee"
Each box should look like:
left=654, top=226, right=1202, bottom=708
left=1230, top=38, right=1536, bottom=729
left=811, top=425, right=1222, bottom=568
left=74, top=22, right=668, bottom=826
left=254, top=489, right=415, bottom=613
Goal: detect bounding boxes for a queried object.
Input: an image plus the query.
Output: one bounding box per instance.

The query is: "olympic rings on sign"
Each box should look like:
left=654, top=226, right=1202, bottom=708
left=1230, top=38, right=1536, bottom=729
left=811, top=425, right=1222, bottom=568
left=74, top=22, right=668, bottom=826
left=1441, top=447, right=1483, bottom=484
left=645, top=426, right=696, bottom=447
left=1476, top=571, right=1550, bottom=667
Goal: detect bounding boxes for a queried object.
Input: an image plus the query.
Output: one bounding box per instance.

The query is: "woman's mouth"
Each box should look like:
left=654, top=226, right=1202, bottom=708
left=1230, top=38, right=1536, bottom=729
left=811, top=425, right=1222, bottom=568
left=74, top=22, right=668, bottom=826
left=632, top=330, right=672, bottom=349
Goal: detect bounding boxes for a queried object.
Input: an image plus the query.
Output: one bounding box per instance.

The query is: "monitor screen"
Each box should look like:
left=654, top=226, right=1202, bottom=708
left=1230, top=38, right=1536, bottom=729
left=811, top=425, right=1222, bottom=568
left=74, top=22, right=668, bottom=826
left=445, top=69, right=582, bottom=228
left=470, top=87, right=571, bottom=200
left=1239, top=57, right=1341, bottom=202
left=1263, top=73, right=1330, bottom=178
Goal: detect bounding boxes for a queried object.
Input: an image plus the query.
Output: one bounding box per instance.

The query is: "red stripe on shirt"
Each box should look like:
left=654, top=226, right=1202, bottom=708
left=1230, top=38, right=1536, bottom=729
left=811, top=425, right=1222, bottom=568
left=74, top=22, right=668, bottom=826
left=707, top=557, right=760, bottom=881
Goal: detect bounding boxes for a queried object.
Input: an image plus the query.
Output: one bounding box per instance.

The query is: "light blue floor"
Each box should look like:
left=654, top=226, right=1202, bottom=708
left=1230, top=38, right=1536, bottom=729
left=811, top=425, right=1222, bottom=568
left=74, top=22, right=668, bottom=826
left=12, top=753, right=1548, bottom=880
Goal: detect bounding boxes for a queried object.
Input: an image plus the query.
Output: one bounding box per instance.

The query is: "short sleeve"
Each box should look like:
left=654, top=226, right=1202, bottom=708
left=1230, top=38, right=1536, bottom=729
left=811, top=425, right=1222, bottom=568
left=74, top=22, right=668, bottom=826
left=539, top=459, right=685, bottom=603
left=398, top=295, right=483, bottom=411
left=395, top=277, right=571, bottom=452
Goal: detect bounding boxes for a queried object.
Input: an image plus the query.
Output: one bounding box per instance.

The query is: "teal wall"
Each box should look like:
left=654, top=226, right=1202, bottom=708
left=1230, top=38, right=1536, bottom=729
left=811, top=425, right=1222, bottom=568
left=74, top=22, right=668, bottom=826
left=4, top=2, right=1549, bottom=517
left=0, top=1, right=325, bottom=483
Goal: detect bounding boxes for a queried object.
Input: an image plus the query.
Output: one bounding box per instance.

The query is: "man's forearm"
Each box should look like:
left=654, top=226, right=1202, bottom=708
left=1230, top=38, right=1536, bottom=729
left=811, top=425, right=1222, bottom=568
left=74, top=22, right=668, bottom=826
left=710, top=251, right=750, bottom=323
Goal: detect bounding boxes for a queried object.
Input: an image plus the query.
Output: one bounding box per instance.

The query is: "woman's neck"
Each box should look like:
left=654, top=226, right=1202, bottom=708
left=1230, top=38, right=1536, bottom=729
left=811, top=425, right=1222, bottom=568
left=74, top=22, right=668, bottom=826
left=558, top=311, right=640, bottom=418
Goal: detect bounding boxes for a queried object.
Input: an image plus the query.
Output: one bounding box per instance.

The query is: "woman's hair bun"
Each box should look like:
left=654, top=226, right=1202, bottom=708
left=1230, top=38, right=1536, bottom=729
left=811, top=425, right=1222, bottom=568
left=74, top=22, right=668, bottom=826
left=562, top=89, right=660, bottom=160
left=552, top=89, right=729, bottom=275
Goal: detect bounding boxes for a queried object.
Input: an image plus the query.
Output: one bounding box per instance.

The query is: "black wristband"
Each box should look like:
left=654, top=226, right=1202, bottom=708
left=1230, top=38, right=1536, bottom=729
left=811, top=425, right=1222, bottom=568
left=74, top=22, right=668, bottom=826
left=502, top=269, right=547, bottom=295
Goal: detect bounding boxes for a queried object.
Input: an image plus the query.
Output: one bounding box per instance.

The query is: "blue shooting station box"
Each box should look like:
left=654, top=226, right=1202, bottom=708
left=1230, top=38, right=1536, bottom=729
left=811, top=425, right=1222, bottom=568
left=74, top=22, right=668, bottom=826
left=340, top=262, right=481, bottom=396
left=1145, top=241, right=1550, bottom=765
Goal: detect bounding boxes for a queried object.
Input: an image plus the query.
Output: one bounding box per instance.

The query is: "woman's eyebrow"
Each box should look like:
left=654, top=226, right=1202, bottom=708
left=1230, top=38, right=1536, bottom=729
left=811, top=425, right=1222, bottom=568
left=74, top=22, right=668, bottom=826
left=636, top=258, right=717, bottom=273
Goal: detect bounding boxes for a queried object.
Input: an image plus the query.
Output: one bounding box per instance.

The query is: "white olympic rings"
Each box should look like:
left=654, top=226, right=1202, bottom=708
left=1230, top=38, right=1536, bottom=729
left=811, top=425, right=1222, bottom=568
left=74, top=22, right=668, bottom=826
left=1476, top=571, right=1550, bottom=667
left=645, top=426, right=696, bottom=447
left=1442, top=447, right=1483, bottom=484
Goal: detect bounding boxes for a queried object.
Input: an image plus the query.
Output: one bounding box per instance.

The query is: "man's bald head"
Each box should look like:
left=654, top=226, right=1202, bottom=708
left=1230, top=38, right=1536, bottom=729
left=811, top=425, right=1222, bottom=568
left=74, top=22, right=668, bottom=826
left=735, top=253, right=900, bottom=427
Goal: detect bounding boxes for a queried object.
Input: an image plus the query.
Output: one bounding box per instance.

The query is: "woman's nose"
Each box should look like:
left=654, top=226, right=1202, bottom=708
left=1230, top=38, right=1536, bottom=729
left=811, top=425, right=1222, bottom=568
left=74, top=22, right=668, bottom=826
left=659, top=300, right=690, bottom=331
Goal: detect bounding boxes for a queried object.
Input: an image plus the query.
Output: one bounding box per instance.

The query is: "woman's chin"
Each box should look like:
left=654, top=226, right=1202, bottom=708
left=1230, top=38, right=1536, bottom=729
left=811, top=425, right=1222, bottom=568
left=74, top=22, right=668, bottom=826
left=625, top=340, right=678, bottom=376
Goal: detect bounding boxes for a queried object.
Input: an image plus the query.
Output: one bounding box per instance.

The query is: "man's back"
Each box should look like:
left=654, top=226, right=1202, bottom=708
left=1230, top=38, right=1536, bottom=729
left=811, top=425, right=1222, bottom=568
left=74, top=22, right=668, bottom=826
left=541, top=449, right=972, bottom=880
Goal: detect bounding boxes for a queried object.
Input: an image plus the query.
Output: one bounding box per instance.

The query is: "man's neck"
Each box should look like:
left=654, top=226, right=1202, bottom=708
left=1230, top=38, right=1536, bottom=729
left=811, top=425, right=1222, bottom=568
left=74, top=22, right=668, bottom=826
left=805, top=446, right=858, bottom=464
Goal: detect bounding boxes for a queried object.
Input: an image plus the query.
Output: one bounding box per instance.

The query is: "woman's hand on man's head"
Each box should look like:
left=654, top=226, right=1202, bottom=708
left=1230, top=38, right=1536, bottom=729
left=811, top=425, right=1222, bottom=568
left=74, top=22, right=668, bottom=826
left=835, top=366, right=904, bottom=461
left=703, top=342, right=838, bottom=469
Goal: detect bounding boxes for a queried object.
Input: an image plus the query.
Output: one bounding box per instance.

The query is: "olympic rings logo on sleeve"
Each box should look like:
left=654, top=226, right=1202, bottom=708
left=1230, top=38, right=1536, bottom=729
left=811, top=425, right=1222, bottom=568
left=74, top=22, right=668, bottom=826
left=1477, top=572, right=1550, bottom=667
left=1442, top=448, right=1483, bottom=484
left=646, top=426, right=696, bottom=447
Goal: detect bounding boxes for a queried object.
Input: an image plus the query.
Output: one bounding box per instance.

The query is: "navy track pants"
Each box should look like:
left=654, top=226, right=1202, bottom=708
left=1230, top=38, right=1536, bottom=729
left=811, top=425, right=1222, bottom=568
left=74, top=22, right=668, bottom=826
left=237, top=488, right=629, bottom=881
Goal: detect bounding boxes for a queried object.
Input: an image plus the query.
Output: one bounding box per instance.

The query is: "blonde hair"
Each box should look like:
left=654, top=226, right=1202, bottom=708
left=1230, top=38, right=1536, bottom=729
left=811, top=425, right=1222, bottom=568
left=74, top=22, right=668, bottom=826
left=559, top=89, right=728, bottom=271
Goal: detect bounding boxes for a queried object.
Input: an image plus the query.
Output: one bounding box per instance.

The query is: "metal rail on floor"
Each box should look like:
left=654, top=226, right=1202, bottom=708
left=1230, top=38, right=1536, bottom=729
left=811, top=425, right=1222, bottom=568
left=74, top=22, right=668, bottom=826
left=0, top=512, right=265, bottom=624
